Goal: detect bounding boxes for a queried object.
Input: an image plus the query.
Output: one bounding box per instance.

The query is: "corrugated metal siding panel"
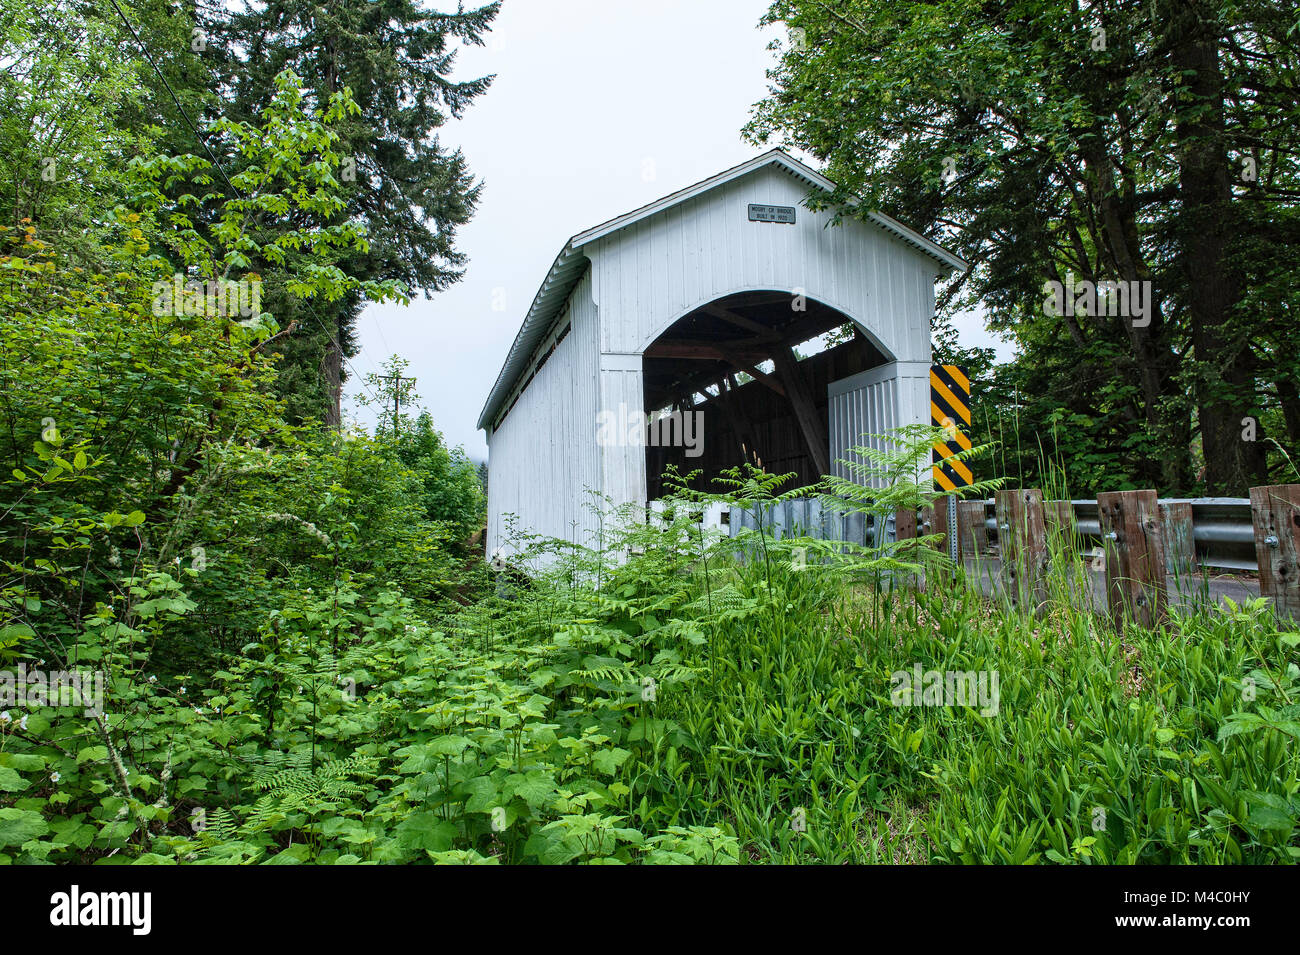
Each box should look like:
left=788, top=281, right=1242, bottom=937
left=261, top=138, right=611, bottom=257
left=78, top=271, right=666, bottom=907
left=486, top=269, right=600, bottom=560
left=827, top=362, right=932, bottom=489
left=589, top=165, right=935, bottom=363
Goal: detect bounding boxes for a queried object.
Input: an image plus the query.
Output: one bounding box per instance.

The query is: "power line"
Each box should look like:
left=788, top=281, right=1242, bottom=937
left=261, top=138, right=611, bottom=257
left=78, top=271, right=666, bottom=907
left=103, top=0, right=384, bottom=413
left=104, top=0, right=238, bottom=198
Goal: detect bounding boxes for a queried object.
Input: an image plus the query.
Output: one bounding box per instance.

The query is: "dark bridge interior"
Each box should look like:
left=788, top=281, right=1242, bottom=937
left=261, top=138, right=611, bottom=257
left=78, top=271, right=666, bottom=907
left=642, top=290, right=890, bottom=500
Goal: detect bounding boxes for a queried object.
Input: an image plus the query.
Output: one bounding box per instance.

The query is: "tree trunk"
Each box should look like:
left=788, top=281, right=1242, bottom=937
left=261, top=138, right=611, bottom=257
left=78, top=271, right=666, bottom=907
left=1168, top=2, right=1265, bottom=494
left=322, top=333, right=342, bottom=429
left=1083, top=139, right=1189, bottom=491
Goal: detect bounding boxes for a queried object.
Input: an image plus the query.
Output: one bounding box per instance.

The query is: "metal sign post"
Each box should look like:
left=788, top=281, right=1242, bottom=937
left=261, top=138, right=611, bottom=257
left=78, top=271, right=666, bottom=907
left=947, top=493, right=959, bottom=564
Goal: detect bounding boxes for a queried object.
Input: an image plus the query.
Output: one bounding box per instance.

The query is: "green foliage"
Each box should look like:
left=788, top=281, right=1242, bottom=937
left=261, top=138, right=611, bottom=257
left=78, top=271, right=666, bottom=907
left=0, top=0, right=149, bottom=255
left=358, top=356, right=485, bottom=543
left=2, top=0, right=1294, bottom=866
left=0, top=63, right=486, bottom=864
left=200, top=0, right=500, bottom=424
left=2, top=411, right=1296, bottom=863
left=748, top=0, right=1300, bottom=494
left=821, top=423, right=1001, bottom=562
left=393, top=414, right=484, bottom=543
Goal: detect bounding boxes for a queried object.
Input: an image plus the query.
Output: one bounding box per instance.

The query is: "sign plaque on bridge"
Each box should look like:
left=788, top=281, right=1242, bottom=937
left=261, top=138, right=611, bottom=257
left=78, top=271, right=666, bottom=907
left=747, top=203, right=796, bottom=224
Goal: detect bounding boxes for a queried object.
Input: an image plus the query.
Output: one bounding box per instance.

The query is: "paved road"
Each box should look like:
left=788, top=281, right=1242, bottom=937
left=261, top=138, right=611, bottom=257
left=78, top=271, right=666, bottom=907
left=957, top=556, right=1262, bottom=612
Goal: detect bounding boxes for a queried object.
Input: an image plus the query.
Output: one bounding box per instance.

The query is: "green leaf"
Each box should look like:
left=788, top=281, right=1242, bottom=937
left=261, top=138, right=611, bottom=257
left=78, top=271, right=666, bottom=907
left=591, top=747, right=632, bottom=776
left=1248, top=807, right=1296, bottom=832
left=426, top=735, right=472, bottom=758
left=0, top=623, right=35, bottom=644
left=395, top=812, right=457, bottom=851
left=1217, top=715, right=1264, bottom=741
left=0, top=808, right=47, bottom=848
left=76, top=745, right=108, bottom=764
left=0, top=754, right=45, bottom=772
left=504, top=771, right=558, bottom=809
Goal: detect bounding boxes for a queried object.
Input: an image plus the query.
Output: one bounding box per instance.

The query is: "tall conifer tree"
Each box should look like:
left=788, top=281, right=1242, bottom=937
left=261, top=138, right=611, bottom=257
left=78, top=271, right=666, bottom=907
left=203, top=0, right=500, bottom=425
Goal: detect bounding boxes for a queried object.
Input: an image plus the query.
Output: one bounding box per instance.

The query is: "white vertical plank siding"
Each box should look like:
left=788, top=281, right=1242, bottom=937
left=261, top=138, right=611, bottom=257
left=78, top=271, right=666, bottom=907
left=597, top=354, right=647, bottom=518
left=486, top=269, right=599, bottom=560
left=591, top=165, right=936, bottom=362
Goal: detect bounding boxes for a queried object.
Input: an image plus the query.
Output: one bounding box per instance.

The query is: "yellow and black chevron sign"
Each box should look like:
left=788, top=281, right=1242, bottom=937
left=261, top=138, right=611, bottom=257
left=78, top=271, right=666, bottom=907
left=931, top=364, right=972, bottom=492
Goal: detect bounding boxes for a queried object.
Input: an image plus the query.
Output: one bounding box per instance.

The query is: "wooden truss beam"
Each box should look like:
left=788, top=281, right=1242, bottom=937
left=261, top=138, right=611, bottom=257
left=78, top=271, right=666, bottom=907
left=770, top=345, right=829, bottom=475
left=645, top=343, right=786, bottom=398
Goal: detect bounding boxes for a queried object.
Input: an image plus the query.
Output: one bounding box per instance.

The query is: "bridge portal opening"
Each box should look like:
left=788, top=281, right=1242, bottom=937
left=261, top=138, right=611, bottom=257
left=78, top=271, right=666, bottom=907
left=641, top=290, right=891, bottom=501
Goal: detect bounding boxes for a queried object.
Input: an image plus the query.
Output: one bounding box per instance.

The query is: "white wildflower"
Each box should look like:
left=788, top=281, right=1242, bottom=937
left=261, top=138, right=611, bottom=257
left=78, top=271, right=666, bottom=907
left=264, top=512, right=333, bottom=546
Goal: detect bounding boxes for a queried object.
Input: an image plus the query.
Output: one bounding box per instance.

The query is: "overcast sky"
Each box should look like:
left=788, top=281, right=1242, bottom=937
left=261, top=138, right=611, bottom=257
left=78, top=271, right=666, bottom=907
left=348, top=0, right=1011, bottom=461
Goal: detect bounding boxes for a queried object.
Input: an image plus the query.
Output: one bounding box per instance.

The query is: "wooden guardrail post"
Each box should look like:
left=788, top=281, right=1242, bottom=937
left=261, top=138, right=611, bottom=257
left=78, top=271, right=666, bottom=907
left=1249, top=484, right=1300, bottom=620
left=894, top=506, right=924, bottom=587
left=957, top=500, right=985, bottom=560
left=1097, top=490, right=1167, bottom=628
left=995, top=489, right=1048, bottom=611
left=920, top=502, right=937, bottom=542
left=1159, top=501, right=1196, bottom=581
left=895, top=507, right=917, bottom=543
left=923, top=499, right=951, bottom=591
left=927, top=498, right=945, bottom=549
left=1044, top=500, right=1073, bottom=532
left=1043, top=500, right=1076, bottom=559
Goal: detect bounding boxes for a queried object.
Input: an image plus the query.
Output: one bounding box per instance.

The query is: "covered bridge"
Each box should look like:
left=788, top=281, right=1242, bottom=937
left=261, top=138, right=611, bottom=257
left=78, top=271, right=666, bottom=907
left=478, top=149, right=967, bottom=560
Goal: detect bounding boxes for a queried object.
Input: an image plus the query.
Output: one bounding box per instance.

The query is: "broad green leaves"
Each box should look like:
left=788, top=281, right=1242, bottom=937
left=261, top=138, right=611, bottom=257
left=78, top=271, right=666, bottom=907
left=0, top=808, right=48, bottom=848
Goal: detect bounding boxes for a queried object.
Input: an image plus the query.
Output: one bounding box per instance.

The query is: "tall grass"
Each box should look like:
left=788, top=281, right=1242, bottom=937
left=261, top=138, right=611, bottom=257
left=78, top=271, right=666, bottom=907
left=479, top=431, right=1299, bottom=863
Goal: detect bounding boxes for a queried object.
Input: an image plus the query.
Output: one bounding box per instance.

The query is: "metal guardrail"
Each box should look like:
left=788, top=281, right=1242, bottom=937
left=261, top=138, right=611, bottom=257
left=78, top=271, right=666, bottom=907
left=726, top=496, right=1258, bottom=574
left=977, top=498, right=1256, bottom=572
